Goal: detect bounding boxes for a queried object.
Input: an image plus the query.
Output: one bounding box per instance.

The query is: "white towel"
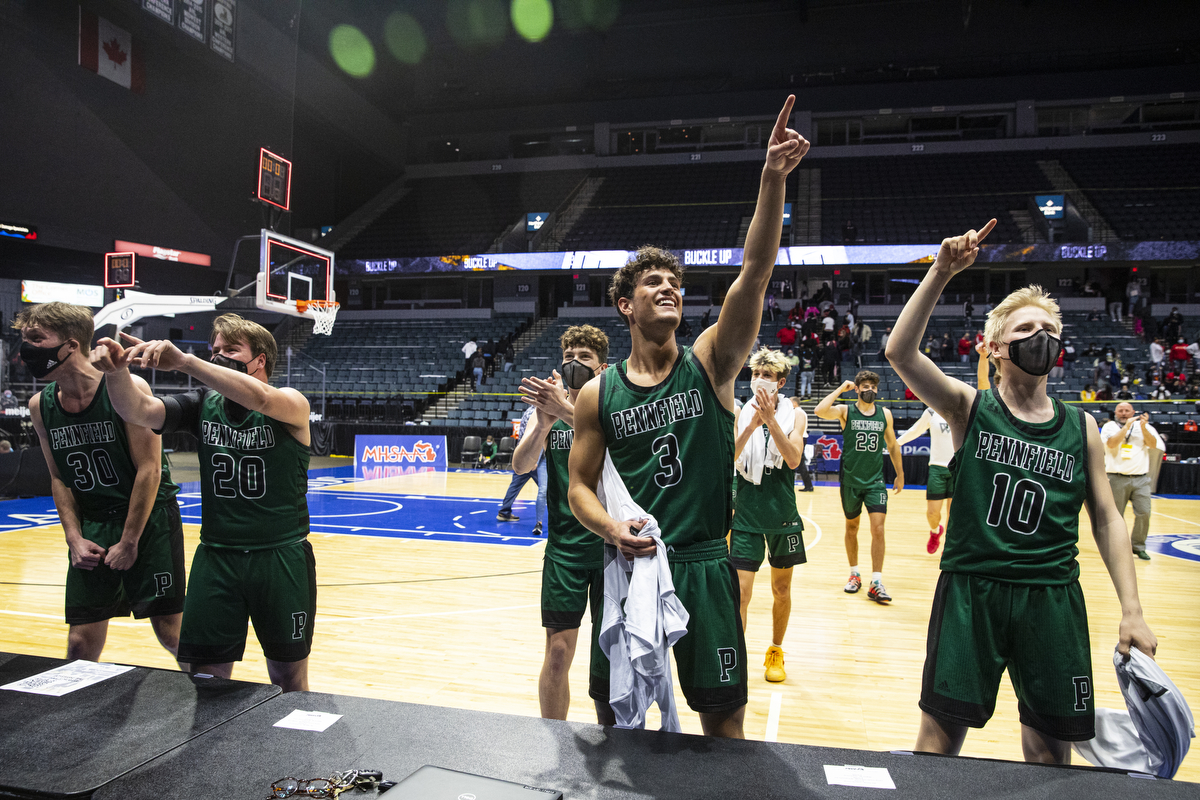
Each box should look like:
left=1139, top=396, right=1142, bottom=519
left=596, top=453, right=689, bottom=732
left=1073, top=647, right=1195, bottom=778
left=735, top=396, right=795, bottom=485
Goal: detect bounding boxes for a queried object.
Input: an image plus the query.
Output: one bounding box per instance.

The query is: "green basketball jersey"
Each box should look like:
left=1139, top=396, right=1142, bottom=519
left=197, top=392, right=310, bottom=550
left=545, top=418, right=603, bottom=568
left=841, top=403, right=886, bottom=488
left=733, top=424, right=803, bottom=535
left=599, top=346, right=734, bottom=550
left=941, top=389, right=1088, bottom=585
left=39, top=379, right=178, bottom=520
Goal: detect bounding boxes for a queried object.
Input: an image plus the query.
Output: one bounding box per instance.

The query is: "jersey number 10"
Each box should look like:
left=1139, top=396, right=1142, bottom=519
left=986, top=473, right=1047, bottom=535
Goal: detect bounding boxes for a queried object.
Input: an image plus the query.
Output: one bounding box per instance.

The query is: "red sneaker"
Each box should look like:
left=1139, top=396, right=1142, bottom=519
left=927, top=525, right=944, bottom=555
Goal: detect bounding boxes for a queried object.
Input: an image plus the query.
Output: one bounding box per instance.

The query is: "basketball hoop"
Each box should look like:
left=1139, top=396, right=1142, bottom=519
left=297, top=299, right=340, bottom=335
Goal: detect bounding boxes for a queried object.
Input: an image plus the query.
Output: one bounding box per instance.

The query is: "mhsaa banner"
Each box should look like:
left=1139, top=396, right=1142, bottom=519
left=79, top=8, right=145, bottom=93
left=355, top=435, right=447, bottom=479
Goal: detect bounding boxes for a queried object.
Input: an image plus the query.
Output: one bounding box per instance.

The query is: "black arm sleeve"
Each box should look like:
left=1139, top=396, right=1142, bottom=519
left=154, top=389, right=207, bottom=436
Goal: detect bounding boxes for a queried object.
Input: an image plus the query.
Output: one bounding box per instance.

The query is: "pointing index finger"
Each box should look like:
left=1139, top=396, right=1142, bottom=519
left=773, top=95, right=796, bottom=139
left=976, top=218, right=998, bottom=245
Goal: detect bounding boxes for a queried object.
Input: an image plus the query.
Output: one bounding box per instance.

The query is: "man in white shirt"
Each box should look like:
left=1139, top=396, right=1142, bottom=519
left=1100, top=403, right=1163, bottom=561
left=1149, top=339, right=1164, bottom=367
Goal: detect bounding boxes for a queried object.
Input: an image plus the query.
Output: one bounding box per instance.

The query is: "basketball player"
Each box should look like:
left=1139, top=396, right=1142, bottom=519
left=886, top=219, right=1157, bottom=764
left=896, top=342, right=992, bottom=554
left=512, top=325, right=614, bottom=724
left=16, top=302, right=184, bottom=662
left=91, top=315, right=314, bottom=692
left=730, top=348, right=807, bottom=683
left=814, top=371, right=904, bottom=603
left=568, top=95, right=809, bottom=738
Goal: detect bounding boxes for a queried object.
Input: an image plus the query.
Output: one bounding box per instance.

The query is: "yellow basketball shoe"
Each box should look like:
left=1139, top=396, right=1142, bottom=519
left=764, top=645, right=786, bottom=683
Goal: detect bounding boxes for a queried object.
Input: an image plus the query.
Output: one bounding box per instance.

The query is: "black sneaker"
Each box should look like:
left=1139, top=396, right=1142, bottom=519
left=532, top=522, right=543, bottom=536
left=496, top=511, right=519, bottom=522
left=1135, top=549, right=1151, bottom=561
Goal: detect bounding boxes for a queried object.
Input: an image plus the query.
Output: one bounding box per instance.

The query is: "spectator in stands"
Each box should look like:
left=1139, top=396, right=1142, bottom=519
left=1086, top=308, right=1102, bottom=322
left=842, top=220, right=857, bottom=244
left=877, top=326, right=891, bottom=361
left=471, top=350, right=486, bottom=389
left=484, top=339, right=497, bottom=372
left=1126, top=276, right=1142, bottom=314
left=1115, top=381, right=1133, bottom=401
left=821, top=337, right=839, bottom=383
left=1081, top=281, right=1099, bottom=297
left=1189, top=337, right=1200, bottom=372
left=1150, top=338, right=1165, bottom=368
left=1164, top=307, right=1184, bottom=341
left=923, top=334, right=937, bottom=362
left=787, top=302, right=803, bottom=323
left=963, top=299, right=974, bottom=323
left=1148, top=382, right=1170, bottom=401
left=0, top=390, right=16, bottom=410
left=1049, top=346, right=1065, bottom=381
left=677, top=316, right=693, bottom=341
left=814, top=282, right=832, bottom=308
left=797, top=346, right=816, bottom=399
left=939, top=333, right=953, bottom=364
left=1106, top=283, right=1124, bottom=322
left=957, top=333, right=972, bottom=363
left=503, top=341, right=515, bottom=372
left=479, top=435, right=498, bottom=468
left=1062, top=338, right=1077, bottom=368
left=1081, top=384, right=1097, bottom=402
left=1096, top=385, right=1113, bottom=401
left=776, top=322, right=796, bottom=348
left=1170, top=337, right=1190, bottom=368
left=700, top=306, right=713, bottom=330
left=463, top=337, right=478, bottom=361
left=822, top=312, right=836, bottom=335
left=0, top=440, right=10, bottom=453
left=767, top=293, right=779, bottom=321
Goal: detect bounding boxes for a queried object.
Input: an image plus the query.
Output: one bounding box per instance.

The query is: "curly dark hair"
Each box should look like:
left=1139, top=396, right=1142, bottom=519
left=607, top=246, right=685, bottom=328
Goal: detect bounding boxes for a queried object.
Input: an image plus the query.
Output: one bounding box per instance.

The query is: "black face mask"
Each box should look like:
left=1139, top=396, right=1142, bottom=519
left=210, top=353, right=250, bottom=374
left=21, top=341, right=70, bottom=380
left=1006, top=330, right=1062, bottom=376
left=859, top=390, right=877, bottom=405
left=560, top=359, right=595, bottom=390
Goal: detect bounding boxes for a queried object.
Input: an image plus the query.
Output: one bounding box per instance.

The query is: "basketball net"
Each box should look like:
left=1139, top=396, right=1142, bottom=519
left=297, top=299, right=340, bottom=335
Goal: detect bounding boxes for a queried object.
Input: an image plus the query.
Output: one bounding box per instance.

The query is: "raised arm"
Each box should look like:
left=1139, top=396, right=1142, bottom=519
left=512, top=409, right=552, bottom=475
left=814, top=380, right=854, bottom=425
left=1081, top=414, right=1156, bottom=657
left=885, top=221, right=996, bottom=437
left=695, top=96, right=809, bottom=387
left=567, top=380, right=654, bottom=560
left=894, top=410, right=931, bottom=447
left=91, top=339, right=168, bottom=430
left=780, top=404, right=807, bottom=470
left=883, top=407, right=904, bottom=494
left=975, top=341, right=991, bottom=390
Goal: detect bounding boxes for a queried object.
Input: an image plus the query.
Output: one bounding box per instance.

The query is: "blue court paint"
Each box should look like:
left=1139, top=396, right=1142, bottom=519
left=0, top=464, right=543, bottom=547
left=1146, top=533, right=1200, bottom=564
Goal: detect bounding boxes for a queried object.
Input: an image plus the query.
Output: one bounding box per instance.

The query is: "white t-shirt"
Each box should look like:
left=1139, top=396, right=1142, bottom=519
left=1150, top=342, right=1164, bottom=364
left=822, top=316, right=835, bottom=332
left=896, top=407, right=954, bottom=468
left=1100, top=418, right=1163, bottom=476
left=462, top=341, right=477, bottom=358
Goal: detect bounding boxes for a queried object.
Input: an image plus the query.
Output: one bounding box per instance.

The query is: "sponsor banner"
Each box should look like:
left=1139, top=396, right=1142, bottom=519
left=355, top=435, right=447, bottom=479
left=338, top=240, right=1200, bottom=275
left=808, top=434, right=929, bottom=468
left=21, top=280, right=104, bottom=308
left=114, top=239, right=211, bottom=266
left=1036, top=194, right=1065, bottom=219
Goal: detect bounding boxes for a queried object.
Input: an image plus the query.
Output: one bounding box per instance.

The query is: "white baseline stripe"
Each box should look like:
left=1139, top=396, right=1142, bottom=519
left=765, top=692, right=783, bottom=742
left=1154, top=511, right=1200, bottom=528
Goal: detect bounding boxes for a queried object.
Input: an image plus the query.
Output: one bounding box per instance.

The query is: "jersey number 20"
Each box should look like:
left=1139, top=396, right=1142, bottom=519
left=211, top=453, right=267, bottom=499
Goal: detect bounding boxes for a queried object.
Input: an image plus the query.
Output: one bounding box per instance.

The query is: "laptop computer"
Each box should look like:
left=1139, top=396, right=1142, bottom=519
left=387, top=765, right=564, bottom=799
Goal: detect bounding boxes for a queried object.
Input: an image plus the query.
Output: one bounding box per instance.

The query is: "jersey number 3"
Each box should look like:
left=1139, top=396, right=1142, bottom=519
left=652, top=433, right=683, bottom=488
left=986, top=473, right=1046, bottom=535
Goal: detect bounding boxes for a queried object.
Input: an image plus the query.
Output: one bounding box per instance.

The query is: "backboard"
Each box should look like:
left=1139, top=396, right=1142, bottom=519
left=256, top=229, right=335, bottom=320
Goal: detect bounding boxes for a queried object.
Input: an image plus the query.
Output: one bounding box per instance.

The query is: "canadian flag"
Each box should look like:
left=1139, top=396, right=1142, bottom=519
left=79, top=8, right=145, bottom=93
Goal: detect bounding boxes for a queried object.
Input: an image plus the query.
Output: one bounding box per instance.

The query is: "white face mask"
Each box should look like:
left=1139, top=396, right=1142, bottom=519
left=751, top=378, right=779, bottom=398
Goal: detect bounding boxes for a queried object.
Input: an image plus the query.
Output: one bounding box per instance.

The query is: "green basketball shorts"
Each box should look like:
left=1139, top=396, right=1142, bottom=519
left=177, top=539, right=316, bottom=665
left=729, top=528, right=807, bottom=572
left=927, top=465, right=955, bottom=501
left=840, top=481, right=888, bottom=519
left=667, top=543, right=748, bottom=714
left=65, top=503, right=186, bottom=625
left=538, top=558, right=609, bottom=701
left=919, top=571, right=1095, bottom=741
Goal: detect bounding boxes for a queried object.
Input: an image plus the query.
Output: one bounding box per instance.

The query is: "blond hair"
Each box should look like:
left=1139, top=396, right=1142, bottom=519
left=749, top=347, right=791, bottom=380
left=209, top=314, right=278, bottom=378
left=983, top=285, right=1061, bottom=376
left=560, top=324, right=610, bottom=363
left=12, top=302, right=94, bottom=355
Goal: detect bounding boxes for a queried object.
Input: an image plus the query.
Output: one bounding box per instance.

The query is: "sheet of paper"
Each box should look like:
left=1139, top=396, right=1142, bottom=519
left=273, top=709, right=343, bottom=732
left=824, top=765, right=896, bottom=789
left=1, top=660, right=134, bottom=697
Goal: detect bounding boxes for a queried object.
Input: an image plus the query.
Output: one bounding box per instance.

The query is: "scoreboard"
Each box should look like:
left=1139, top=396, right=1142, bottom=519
left=257, top=148, right=292, bottom=211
